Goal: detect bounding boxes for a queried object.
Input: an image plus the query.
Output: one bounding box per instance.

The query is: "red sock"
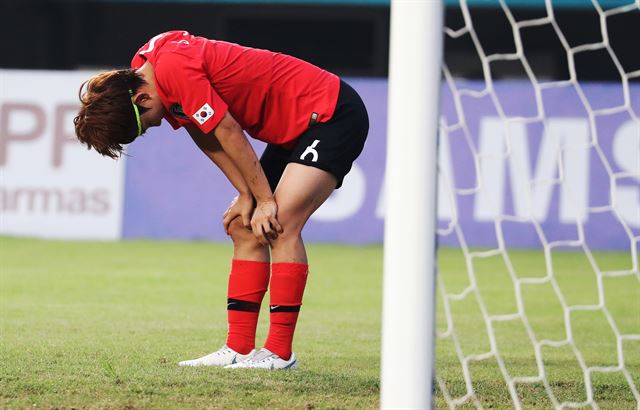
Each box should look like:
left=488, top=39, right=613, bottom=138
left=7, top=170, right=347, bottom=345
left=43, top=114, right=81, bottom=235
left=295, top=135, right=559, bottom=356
left=264, top=262, right=309, bottom=361
left=226, top=259, right=270, bottom=355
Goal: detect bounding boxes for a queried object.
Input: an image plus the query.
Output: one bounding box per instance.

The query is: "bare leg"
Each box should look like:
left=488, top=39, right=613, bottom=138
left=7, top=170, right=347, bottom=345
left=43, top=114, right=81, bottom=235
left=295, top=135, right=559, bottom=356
left=269, top=163, right=337, bottom=263
left=180, top=217, right=270, bottom=361
left=224, top=217, right=270, bottom=354
left=261, top=162, right=337, bottom=360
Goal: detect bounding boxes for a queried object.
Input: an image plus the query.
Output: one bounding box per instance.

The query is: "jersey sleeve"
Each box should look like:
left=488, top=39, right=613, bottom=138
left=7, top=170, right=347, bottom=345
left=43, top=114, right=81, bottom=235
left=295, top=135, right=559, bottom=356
left=154, top=52, right=228, bottom=134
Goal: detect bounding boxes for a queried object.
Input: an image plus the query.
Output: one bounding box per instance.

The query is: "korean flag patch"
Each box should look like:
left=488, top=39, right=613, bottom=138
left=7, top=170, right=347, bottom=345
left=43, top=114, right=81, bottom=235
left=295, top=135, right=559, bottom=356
left=192, top=103, right=214, bottom=125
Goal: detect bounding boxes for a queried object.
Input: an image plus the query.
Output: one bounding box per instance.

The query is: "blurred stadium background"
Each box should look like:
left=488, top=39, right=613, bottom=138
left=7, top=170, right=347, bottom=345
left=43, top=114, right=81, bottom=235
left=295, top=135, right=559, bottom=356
left=1, top=0, right=638, bottom=408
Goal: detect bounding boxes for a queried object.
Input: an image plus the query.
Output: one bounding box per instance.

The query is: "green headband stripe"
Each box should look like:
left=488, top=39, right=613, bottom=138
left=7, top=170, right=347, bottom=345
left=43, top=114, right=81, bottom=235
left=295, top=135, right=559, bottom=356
left=128, top=89, right=142, bottom=136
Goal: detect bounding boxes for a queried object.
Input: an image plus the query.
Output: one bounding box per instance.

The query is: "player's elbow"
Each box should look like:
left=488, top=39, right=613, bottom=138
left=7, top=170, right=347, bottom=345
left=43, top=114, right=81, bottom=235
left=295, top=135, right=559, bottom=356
left=214, top=112, right=243, bottom=140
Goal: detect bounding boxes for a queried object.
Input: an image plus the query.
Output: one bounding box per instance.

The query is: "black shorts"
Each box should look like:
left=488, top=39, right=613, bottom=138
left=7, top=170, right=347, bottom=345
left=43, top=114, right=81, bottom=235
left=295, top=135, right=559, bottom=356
left=260, top=80, right=369, bottom=190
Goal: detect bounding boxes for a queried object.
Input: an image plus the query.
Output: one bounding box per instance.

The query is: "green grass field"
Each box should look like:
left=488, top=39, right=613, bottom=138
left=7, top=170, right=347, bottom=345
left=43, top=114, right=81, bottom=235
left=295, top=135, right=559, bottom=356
left=1, top=237, right=638, bottom=409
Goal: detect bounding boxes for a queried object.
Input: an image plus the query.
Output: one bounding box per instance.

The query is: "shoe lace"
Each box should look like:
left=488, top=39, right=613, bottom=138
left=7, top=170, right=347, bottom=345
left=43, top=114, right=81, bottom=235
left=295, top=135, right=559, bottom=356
left=215, top=346, right=232, bottom=357
left=248, top=350, right=276, bottom=366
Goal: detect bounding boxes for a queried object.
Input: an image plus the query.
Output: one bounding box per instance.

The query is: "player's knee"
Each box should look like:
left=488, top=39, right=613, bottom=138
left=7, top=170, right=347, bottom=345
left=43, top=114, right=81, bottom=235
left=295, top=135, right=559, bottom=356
left=271, top=219, right=304, bottom=247
left=228, top=217, right=258, bottom=246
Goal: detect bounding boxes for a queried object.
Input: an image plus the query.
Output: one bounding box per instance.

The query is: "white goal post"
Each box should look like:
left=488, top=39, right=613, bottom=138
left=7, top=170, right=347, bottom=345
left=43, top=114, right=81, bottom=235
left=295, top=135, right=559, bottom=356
left=381, top=0, right=443, bottom=408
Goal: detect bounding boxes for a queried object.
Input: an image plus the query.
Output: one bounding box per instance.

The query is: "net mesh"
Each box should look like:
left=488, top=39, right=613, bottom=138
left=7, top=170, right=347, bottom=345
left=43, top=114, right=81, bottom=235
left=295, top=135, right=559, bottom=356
left=435, top=0, right=640, bottom=408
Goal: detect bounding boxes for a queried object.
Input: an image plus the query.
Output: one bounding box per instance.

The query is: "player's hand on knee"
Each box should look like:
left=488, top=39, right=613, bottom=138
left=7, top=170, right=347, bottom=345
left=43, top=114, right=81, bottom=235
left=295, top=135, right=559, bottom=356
left=223, top=193, right=254, bottom=235
left=251, top=199, right=283, bottom=245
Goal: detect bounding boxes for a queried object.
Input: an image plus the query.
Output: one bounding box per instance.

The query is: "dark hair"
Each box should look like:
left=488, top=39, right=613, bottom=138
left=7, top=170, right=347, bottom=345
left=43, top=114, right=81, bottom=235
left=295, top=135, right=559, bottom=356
left=74, top=69, right=149, bottom=159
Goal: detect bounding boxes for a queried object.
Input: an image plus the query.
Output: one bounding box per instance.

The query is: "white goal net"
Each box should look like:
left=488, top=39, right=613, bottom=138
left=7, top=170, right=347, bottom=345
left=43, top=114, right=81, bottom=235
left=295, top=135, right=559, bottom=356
left=435, top=0, right=640, bottom=408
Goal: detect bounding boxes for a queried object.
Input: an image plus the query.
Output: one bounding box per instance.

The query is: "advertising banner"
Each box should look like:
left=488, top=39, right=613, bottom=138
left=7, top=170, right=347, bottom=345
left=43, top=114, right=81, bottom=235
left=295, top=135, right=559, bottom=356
left=0, top=70, right=127, bottom=239
left=1, top=71, right=636, bottom=250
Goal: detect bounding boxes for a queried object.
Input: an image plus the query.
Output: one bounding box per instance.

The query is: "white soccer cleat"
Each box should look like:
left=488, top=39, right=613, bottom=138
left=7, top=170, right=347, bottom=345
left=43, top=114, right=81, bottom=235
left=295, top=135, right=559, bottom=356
left=178, top=345, right=255, bottom=367
left=225, top=348, right=297, bottom=370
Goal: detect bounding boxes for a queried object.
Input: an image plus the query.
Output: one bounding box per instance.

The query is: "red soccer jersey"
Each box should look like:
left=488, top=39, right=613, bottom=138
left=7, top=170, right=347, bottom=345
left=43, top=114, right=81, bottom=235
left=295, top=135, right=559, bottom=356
left=131, top=31, right=340, bottom=146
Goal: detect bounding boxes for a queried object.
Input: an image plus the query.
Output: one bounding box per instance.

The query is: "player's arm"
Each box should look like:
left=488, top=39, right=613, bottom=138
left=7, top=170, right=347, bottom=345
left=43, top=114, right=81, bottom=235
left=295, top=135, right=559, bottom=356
left=153, top=52, right=280, bottom=243
left=186, top=124, right=254, bottom=233
left=211, top=112, right=283, bottom=244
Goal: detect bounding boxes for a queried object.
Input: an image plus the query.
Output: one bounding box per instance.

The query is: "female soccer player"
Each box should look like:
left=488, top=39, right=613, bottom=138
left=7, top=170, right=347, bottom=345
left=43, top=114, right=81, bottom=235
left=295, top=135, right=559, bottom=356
left=74, top=30, right=368, bottom=370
